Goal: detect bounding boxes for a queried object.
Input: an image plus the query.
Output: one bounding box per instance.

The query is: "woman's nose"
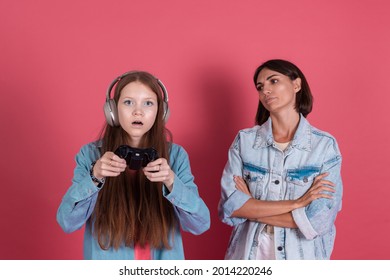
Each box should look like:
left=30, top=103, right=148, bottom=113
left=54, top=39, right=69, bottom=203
left=262, top=87, right=271, bottom=95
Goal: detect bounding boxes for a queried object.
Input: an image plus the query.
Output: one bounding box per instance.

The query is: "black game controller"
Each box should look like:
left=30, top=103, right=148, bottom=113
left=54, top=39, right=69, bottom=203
left=114, top=145, right=159, bottom=170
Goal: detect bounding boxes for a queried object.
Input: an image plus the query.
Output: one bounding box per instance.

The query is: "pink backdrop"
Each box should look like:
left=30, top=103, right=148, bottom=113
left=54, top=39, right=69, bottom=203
left=1, top=0, right=389, bottom=260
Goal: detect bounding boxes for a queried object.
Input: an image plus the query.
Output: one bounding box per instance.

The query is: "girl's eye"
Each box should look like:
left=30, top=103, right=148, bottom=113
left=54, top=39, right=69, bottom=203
left=270, top=79, right=278, bottom=84
left=144, top=100, right=154, bottom=106
left=123, top=100, right=133, bottom=105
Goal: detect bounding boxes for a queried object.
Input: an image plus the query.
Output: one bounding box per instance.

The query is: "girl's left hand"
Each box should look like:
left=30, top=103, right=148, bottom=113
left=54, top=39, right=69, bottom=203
left=143, top=158, right=174, bottom=191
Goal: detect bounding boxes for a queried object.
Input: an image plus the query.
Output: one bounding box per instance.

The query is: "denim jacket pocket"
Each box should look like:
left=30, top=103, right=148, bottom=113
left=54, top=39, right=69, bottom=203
left=242, top=164, right=268, bottom=199
left=286, top=167, right=321, bottom=199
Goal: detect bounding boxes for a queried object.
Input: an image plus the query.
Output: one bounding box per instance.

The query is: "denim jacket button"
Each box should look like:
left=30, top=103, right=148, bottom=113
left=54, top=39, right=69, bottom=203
left=274, top=180, right=280, bottom=185
left=277, top=246, right=283, bottom=251
left=303, top=177, right=308, bottom=183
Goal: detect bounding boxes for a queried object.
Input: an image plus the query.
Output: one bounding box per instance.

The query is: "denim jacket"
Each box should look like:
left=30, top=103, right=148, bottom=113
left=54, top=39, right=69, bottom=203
left=57, top=141, right=210, bottom=259
left=219, top=115, right=342, bottom=260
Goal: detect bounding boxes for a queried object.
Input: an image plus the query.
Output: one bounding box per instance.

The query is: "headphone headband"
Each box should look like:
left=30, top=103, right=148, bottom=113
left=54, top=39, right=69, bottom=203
left=105, top=71, right=169, bottom=103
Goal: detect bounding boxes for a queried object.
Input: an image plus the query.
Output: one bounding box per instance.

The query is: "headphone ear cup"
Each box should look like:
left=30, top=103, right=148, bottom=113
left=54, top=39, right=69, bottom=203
left=104, top=99, right=119, bottom=126
left=163, top=101, right=170, bottom=122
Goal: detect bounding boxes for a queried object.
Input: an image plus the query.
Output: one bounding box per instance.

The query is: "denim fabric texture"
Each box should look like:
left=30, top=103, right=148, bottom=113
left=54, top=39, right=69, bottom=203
left=57, top=142, right=210, bottom=259
left=219, top=115, right=342, bottom=260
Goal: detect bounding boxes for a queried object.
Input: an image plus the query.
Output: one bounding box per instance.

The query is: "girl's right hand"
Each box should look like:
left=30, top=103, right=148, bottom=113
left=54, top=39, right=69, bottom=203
left=295, top=172, right=335, bottom=208
left=92, top=152, right=127, bottom=180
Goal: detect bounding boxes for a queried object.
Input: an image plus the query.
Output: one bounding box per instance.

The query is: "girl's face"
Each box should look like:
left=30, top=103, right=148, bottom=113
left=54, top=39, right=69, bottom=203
left=117, top=81, right=158, bottom=147
left=256, top=68, right=301, bottom=115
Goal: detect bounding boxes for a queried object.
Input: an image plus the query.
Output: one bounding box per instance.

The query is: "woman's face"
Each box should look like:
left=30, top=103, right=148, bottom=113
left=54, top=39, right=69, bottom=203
left=256, top=68, right=301, bottom=115
left=117, top=81, right=158, bottom=147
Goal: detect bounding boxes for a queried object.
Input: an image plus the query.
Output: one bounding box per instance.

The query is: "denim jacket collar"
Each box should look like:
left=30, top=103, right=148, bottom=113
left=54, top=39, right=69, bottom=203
left=254, top=114, right=312, bottom=151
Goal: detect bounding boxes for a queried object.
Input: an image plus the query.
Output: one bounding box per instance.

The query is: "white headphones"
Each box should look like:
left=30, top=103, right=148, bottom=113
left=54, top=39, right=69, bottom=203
left=103, top=71, right=170, bottom=127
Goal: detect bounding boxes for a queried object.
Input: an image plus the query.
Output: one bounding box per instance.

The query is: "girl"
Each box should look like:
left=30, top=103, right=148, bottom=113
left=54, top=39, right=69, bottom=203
left=57, top=71, right=210, bottom=259
left=219, top=59, right=342, bottom=260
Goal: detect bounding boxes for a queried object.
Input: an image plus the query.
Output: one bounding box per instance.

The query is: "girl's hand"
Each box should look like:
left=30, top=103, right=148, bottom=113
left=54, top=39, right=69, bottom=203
left=234, top=176, right=252, bottom=196
left=295, top=172, right=335, bottom=208
left=92, top=152, right=127, bottom=180
left=143, top=158, right=174, bottom=191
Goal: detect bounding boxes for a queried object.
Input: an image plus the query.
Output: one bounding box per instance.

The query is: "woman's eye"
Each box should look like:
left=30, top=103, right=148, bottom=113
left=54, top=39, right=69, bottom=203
left=123, top=100, right=133, bottom=105
left=144, top=101, right=154, bottom=106
left=256, top=85, right=264, bottom=91
left=270, top=79, right=278, bottom=84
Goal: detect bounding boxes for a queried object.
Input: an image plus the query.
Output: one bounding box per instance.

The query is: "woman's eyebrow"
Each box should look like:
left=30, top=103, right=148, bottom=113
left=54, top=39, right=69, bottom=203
left=256, top=74, right=279, bottom=86
left=266, top=74, right=279, bottom=80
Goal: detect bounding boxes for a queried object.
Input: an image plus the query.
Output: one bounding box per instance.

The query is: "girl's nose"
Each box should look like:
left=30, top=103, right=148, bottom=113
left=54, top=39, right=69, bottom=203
left=132, top=106, right=144, bottom=116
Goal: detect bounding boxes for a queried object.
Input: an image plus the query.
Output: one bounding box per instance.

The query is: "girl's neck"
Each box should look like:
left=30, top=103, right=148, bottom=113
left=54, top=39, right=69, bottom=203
left=270, top=111, right=300, bottom=143
left=126, top=136, right=141, bottom=148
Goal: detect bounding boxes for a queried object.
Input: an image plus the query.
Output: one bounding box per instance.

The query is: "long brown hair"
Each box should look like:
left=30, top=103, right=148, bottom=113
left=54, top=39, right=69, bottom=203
left=93, top=71, right=177, bottom=250
left=253, top=59, right=313, bottom=125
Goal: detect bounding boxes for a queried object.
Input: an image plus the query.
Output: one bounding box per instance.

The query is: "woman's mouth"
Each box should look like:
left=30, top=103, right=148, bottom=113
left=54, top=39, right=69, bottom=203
left=265, top=97, right=276, bottom=104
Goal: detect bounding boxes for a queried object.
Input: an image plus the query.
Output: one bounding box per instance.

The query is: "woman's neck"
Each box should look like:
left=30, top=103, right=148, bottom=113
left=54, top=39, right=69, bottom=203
left=270, top=111, right=300, bottom=143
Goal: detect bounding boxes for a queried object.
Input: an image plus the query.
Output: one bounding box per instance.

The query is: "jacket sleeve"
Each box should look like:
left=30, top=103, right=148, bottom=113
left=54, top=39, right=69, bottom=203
left=56, top=143, right=102, bottom=233
left=292, top=139, right=343, bottom=240
left=163, top=145, right=210, bottom=235
left=218, top=133, right=252, bottom=226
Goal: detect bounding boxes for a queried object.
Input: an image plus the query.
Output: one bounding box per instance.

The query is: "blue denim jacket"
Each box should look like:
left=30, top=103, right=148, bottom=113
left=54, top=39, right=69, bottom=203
left=219, top=116, right=342, bottom=260
left=57, top=141, right=210, bottom=259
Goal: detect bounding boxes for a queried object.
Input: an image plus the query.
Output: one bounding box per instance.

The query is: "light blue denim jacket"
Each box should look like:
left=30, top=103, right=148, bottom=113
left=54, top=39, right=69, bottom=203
left=219, top=115, right=342, bottom=260
left=57, top=141, right=210, bottom=259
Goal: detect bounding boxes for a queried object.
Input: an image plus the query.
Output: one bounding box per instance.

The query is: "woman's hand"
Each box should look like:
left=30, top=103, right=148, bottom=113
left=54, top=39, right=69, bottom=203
left=295, top=172, right=335, bottom=208
left=92, top=152, right=127, bottom=180
left=234, top=175, right=252, bottom=196
left=233, top=172, right=335, bottom=211
left=143, top=158, right=175, bottom=191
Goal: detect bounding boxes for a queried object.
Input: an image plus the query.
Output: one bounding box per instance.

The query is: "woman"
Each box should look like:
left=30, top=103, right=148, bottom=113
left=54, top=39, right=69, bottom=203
left=219, top=59, right=342, bottom=260
left=57, top=71, right=210, bottom=259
